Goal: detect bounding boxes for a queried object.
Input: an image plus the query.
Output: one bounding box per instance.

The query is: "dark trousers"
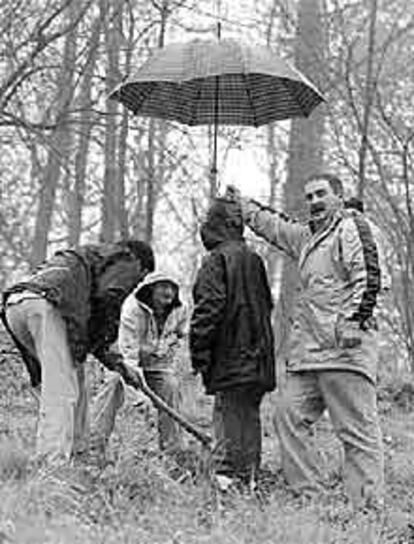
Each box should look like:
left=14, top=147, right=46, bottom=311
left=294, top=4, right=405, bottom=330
left=213, top=386, right=264, bottom=481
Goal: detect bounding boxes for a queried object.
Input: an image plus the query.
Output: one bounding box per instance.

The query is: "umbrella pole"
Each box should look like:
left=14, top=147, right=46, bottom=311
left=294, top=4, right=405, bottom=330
left=209, top=76, right=219, bottom=199
left=209, top=21, right=222, bottom=200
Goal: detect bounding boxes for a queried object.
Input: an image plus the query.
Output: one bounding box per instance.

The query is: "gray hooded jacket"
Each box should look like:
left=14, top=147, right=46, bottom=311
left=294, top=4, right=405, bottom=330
left=118, top=271, right=188, bottom=372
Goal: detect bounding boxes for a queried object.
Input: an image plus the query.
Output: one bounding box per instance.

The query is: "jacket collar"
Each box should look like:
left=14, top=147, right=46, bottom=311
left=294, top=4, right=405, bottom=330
left=298, top=210, right=344, bottom=269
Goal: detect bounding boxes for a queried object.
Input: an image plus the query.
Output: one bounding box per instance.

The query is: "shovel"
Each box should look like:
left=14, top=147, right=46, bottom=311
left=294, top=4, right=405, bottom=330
left=104, top=354, right=212, bottom=448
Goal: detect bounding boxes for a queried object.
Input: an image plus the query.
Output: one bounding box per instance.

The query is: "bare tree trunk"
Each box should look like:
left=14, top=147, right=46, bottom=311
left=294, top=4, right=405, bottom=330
left=68, top=16, right=102, bottom=246
left=357, top=0, right=378, bottom=200
left=145, top=0, right=168, bottom=244
left=117, top=111, right=129, bottom=239
left=275, top=0, right=325, bottom=386
left=117, top=9, right=135, bottom=240
left=145, top=120, right=156, bottom=244
left=30, top=1, right=79, bottom=266
left=132, top=130, right=147, bottom=238
left=401, top=136, right=414, bottom=369
left=265, top=0, right=282, bottom=287
left=265, top=123, right=283, bottom=279
left=100, top=0, right=122, bottom=243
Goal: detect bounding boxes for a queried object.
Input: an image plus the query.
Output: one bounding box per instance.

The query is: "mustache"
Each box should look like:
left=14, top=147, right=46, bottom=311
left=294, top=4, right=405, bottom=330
left=310, top=203, right=326, bottom=215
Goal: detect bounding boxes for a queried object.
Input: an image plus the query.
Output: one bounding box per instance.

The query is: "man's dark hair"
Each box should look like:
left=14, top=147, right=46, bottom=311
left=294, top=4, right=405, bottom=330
left=305, top=173, right=344, bottom=197
left=119, top=240, right=155, bottom=272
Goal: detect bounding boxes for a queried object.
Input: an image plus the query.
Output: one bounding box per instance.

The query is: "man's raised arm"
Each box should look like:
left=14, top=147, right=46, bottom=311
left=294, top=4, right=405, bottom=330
left=226, top=186, right=309, bottom=261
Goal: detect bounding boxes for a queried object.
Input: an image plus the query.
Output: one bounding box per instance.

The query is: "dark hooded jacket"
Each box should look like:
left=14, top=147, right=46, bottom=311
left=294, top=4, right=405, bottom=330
left=190, top=198, right=275, bottom=394
left=2, top=241, right=154, bottom=386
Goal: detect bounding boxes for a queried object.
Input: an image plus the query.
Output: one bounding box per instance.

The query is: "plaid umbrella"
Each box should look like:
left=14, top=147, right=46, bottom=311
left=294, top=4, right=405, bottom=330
left=109, top=38, right=325, bottom=187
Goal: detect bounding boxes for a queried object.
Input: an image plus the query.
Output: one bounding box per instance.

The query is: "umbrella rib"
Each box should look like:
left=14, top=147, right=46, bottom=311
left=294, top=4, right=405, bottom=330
left=280, top=77, right=308, bottom=117
left=242, top=74, right=258, bottom=127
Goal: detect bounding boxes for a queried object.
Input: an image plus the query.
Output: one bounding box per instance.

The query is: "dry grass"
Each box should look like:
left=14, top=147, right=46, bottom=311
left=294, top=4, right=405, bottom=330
left=1, top=346, right=414, bottom=543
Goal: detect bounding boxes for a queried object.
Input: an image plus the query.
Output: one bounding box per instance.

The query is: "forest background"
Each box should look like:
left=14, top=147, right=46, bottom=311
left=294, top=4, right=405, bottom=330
left=1, top=0, right=414, bottom=542
left=1, top=0, right=413, bottom=371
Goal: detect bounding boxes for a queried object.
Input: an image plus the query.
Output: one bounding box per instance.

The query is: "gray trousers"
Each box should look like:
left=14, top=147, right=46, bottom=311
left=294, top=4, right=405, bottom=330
left=213, top=387, right=264, bottom=482
left=90, top=369, right=183, bottom=456
left=6, top=298, right=89, bottom=464
left=274, top=370, right=384, bottom=504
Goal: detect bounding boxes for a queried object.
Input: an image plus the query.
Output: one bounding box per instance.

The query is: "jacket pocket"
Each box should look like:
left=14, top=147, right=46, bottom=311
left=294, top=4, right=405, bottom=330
left=334, top=314, right=364, bottom=349
left=302, top=311, right=337, bottom=351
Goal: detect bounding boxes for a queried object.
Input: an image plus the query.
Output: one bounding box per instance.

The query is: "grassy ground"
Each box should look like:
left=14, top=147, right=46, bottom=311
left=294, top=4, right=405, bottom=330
left=1, top=334, right=414, bottom=543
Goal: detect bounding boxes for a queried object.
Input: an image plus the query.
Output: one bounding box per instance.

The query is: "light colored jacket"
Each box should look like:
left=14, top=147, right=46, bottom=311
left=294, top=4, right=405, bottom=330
left=244, top=201, right=390, bottom=383
left=118, top=271, right=188, bottom=372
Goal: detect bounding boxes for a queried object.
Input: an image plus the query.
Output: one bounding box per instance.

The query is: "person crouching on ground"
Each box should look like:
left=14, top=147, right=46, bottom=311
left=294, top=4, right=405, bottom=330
left=90, top=271, right=188, bottom=458
left=1, top=240, right=154, bottom=467
left=190, top=197, right=276, bottom=490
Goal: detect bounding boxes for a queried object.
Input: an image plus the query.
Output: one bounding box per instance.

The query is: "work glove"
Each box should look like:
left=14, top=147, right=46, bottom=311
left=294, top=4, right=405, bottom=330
left=335, top=315, right=362, bottom=349
left=123, top=362, right=145, bottom=389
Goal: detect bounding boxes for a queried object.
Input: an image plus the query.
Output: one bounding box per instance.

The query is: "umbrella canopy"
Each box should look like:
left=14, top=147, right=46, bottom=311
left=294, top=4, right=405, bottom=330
left=109, top=38, right=325, bottom=127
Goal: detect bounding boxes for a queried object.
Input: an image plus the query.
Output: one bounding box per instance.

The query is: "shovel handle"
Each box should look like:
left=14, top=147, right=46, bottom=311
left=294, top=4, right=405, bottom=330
left=138, top=375, right=212, bottom=448
left=106, top=356, right=212, bottom=448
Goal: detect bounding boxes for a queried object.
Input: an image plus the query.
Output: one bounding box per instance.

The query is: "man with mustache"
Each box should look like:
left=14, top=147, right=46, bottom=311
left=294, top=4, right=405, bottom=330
left=227, top=173, right=389, bottom=508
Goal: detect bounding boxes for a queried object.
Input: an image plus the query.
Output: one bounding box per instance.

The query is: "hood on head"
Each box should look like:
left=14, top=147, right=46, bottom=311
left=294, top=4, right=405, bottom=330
left=134, top=271, right=181, bottom=309
left=200, top=198, right=244, bottom=250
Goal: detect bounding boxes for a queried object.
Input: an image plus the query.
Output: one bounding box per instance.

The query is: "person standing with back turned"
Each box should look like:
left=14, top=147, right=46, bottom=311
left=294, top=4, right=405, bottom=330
left=190, top=197, right=276, bottom=490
